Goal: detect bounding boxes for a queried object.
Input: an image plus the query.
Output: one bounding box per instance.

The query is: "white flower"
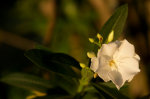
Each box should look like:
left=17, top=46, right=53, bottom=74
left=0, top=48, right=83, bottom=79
left=90, top=39, right=140, bottom=89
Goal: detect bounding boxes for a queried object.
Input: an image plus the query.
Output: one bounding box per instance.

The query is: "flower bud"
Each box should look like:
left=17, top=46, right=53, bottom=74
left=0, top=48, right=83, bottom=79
left=97, top=33, right=103, bottom=42
left=89, top=38, right=94, bottom=43
left=87, top=52, right=95, bottom=58
left=80, top=63, right=86, bottom=68
left=107, top=30, right=114, bottom=43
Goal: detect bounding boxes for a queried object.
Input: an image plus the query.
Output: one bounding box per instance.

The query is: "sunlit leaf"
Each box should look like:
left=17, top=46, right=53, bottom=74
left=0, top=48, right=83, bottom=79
left=100, top=4, right=128, bottom=42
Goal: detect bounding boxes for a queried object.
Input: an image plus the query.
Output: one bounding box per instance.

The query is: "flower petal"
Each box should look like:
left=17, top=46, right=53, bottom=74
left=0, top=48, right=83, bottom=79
left=90, top=57, right=98, bottom=72
left=113, top=39, right=135, bottom=59
left=134, top=54, right=140, bottom=61
left=97, top=70, right=110, bottom=82
left=117, top=57, right=140, bottom=82
left=96, top=56, right=111, bottom=82
left=108, top=70, right=123, bottom=89
left=98, top=41, right=120, bottom=57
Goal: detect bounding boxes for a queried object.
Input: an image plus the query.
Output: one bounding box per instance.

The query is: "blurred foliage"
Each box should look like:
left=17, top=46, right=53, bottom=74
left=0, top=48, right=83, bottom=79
left=0, top=0, right=150, bottom=99
left=0, top=0, right=47, bottom=37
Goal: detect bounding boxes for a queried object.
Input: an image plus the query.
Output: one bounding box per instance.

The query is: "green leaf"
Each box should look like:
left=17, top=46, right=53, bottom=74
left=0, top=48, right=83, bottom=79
left=1, top=72, right=79, bottom=96
left=24, top=49, right=81, bottom=78
left=1, top=73, right=53, bottom=92
left=8, top=87, right=30, bottom=99
left=82, top=86, right=105, bottom=99
left=100, top=4, right=128, bottom=42
left=92, top=82, right=130, bottom=99
left=35, top=44, right=51, bottom=52
left=82, top=92, right=104, bottom=99
left=35, top=95, right=73, bottom=99
left=54, top=74, right=79, bottom=95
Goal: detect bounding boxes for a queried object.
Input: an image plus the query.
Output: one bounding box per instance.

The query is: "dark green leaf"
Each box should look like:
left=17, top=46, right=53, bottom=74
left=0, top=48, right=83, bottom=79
left=82, top=86, right=105, bottom=99
left=1, top=72, right=79, bottom=96
left=1, top=73, right=53, bottom=92
left=8, top=87, right=30, bottom=99
left=82, top=92, right=104, bottom=99
left=54, top=74, right=79, bottom=95
left=35, top=44, right=51, bottom=52
left=100, top=4, right=128, bottom=42
left=34, top=86, right=73, bottom=99
left=35, top=95, right=73, bottom=99
left=92, top=82, right=130, bottom=99
left=24, top=49, right=81, bottom=78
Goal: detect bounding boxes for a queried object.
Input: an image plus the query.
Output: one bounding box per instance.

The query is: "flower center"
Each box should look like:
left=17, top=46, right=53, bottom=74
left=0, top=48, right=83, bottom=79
left=109, top=60, right=117, bottom=70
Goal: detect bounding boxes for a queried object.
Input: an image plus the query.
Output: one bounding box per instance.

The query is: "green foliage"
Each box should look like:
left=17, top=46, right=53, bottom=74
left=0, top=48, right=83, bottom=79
left=82, top=91, right=104, bottom=99
left=1, top=72, right=79, bottom=96
left=25, top=49, right=81, bottom=78
left=0, top=4, right=130, bottom=99
left=100, top=4, right=128, bottom=42
left=24, top=48, right=81, bottom=95
left=35, top=44, right=51, bottom=51
left=92, top=82, right=130, bottom=99
left=80, top=67, right=94, bottom=86
left=53, top=74, right=79, bottom=96
left=77, top=67, right=94, bottom=93
left=8, top=87, right=31, bottom=99
left=1, top=73, right=52, bottom=92
left=35, top=95, right=73, bottom=99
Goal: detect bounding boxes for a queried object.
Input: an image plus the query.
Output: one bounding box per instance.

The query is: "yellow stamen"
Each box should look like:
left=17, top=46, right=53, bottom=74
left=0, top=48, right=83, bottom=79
left=109, top=60, right=117, bottom=70
left=109, top=60, right=115, bottom=67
